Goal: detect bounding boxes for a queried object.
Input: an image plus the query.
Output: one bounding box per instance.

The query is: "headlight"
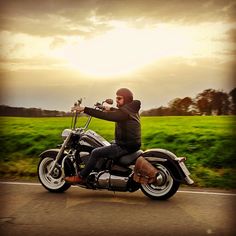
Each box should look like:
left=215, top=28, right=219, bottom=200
left=61, top=129, right=72, bottom=140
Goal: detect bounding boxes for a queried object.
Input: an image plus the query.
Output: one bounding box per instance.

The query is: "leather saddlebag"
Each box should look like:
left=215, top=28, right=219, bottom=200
left=133, top=156, right=158, bottom=184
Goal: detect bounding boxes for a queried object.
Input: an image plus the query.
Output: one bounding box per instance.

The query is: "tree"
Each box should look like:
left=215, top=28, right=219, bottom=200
left=229, top=88, right=236, bottom=114
left=211, top=91, right=230, bottom=115
left=168, top=98, right=182, bottom=115
left=168, top=97, right=193, bottom=115
left=195, top=89, right=230, bottom=115
left=179, top=97, right=193, bottom=114
left=140, top=88, right=233, bottom=116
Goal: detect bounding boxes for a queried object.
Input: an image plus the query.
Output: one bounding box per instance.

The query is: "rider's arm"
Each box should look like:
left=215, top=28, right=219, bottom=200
left=84, top=107, right=129, bottom=122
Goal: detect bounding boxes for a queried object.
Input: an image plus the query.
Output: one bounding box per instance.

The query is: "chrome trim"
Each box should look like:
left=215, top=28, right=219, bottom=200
left=176, top=157, right=187, bottom=162
left=48, top=131, right=72, bottom=176
left=61, top=129, right=72, bottom=140
left=145, top=148, right=178, bottom=160
left=178, top=162, right=194, bottom=185
left=185, top=176, right=194, bottom=185
left=145, top=157, right=167, bottom=162
left=110, top=175, right=129, bottom=189
left=178, top=162, right=190, bottom=176
left=79, top=140, right=92, bottom=147
left=97, top=172, right=110, bottom=188
left=97, top=171, right=129, bottom=190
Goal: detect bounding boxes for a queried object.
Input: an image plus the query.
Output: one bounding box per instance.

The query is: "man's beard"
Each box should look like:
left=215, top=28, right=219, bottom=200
left=117, top=103, right=124, bottom=108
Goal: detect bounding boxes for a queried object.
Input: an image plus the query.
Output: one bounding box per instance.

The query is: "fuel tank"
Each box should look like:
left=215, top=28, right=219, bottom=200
left=79, top=129, right=111, bottom=148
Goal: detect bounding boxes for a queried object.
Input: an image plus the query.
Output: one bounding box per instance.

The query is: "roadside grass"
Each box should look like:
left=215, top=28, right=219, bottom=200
left=0, top=116, right=235, bottom=188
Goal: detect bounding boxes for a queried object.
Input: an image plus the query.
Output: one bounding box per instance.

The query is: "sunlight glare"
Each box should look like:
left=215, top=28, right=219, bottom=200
left=57, top=23, right=213, bottom=78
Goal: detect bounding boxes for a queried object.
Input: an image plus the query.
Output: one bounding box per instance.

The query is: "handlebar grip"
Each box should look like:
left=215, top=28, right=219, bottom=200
left=96, top=105, right=104, bottom=110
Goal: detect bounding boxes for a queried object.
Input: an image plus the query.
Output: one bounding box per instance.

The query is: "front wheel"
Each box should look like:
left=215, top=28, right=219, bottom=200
left=38, top=156, right=71, bottom=193
left=140, top=163, right=180, bottom=200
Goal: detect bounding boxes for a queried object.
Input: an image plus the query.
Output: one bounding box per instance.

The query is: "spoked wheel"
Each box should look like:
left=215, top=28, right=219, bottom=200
left=38, top=157, right=71, bottom=193
left=140, top=163, right=180, bottom=200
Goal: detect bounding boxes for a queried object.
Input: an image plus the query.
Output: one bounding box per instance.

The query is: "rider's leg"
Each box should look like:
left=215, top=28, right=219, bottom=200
left=65, top=144, right=129, bottom=184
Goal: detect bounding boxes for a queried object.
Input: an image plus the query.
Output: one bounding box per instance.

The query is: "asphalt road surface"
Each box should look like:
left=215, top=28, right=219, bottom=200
left=0, top=181, right=235, bottom=236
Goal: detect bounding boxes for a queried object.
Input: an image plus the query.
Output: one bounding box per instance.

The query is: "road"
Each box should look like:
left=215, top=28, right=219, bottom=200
left=0, top=181, right=235, bottom=236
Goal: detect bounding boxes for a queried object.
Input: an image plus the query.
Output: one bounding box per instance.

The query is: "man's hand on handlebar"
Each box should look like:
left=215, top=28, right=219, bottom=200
left=103, top=106, right=111, bottom=111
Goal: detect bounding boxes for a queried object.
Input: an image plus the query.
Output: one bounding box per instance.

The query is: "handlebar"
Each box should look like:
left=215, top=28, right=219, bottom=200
left=71, top=98, right=113, bottom=130
left=72, top=99, right=113, bottom=113
left=94, top=102, right=105, bottom=110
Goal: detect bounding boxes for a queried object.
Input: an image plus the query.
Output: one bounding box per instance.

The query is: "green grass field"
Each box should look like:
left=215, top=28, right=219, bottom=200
left=0, top=116, right=235, bottom=188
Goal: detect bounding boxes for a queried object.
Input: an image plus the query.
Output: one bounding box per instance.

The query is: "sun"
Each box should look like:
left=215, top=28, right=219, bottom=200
left=63, top=28, right=157, bottom=77
left=54, top=23, right=204, bottom=78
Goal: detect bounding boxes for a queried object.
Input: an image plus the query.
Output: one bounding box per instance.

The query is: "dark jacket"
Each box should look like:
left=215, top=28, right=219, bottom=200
left=84, top=100, right=141, bottom=152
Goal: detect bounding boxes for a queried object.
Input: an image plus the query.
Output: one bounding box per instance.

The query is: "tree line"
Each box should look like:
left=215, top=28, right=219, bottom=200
left=0, top=105, right=71, bottom=117
left=141, top=88, right=236, bottom=116
left=1, top=88, right=236, bottom=117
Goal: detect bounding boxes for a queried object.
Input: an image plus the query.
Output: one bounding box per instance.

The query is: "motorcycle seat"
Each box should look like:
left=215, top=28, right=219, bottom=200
left=118, top=150, right=143, bottom=166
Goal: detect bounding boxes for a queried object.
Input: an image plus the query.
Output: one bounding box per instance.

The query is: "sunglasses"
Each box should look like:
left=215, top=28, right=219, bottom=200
left=116, top=96, right=124, bottom=101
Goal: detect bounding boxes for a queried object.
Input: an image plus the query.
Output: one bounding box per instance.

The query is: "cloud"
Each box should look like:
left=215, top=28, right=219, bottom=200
left=1, top=56, right=234, bottom=111
left=50, top=37, right=66, bottom=49
left=0, top=1, right=111, bottom=37
left=213, top=28, right=236, bottom=43
left=0, top=56, right=66, bottom=72
left=0, top=0, right=235, bottom=37
left=0, top=1, right=235, bottom=110
left=225, top=28, right=236, bottom=42
left=219, top=49, right=236, bottom=56
left=96, top=0, right=236, bottom=23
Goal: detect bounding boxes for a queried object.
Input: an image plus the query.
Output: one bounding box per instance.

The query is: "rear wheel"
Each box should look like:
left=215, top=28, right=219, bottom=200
left=38, top=156, right=71, bottom=193
left=140, top=163, right=179, bottom=200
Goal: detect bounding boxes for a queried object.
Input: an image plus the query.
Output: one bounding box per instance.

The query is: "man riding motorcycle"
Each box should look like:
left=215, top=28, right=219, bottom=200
left=65, top=88, right=141, bottom=184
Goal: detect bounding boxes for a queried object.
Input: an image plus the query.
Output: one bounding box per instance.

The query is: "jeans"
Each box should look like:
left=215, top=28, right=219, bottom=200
left=80, top=144, right=129, bottom=178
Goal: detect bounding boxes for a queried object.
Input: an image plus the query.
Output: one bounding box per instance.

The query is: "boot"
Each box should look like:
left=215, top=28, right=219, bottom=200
left=64, top=175, right=86, bottom=185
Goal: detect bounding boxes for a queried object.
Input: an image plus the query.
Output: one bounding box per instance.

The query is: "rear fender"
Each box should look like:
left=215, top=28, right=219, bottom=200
left=142, top=148, right=192, bottom=184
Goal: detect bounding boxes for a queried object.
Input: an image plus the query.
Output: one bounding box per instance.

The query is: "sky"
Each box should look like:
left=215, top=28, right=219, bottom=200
left=0, top=0, right=235, bottom=111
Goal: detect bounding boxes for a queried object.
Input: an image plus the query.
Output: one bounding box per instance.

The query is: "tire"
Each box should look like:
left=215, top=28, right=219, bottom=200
left=37, top=155, right=71, bottom=193
left=140, top=163, right=180, bottom=200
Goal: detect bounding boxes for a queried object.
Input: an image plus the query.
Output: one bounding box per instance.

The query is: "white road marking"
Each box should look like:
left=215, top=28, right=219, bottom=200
left=0, top=181, right=235, bottom=196
left=0, top=181, right=41, bottom=186
left=177, top=190, right=236, bottom=197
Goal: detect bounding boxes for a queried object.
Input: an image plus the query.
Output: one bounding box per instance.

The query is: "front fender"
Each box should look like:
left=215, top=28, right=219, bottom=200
left=142, top=148, right=194, bottom=185
left=39, top=149, right=68, bottom=159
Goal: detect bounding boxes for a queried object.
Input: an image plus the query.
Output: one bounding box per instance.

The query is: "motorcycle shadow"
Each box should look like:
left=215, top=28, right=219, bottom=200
left=36, top=188, right=174, bottom=207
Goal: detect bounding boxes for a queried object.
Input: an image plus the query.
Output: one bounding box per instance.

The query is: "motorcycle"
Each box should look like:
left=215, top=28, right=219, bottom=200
left=38, top=99, right=194, bottom=200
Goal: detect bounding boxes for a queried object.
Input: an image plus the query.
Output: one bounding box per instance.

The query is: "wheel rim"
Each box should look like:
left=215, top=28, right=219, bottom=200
left=38, top=157, right=66, bottom=190
left=141, top=163, right=174, bottom=197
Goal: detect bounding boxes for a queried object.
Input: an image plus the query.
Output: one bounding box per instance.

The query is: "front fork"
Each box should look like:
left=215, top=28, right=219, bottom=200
left=48, top=132, right=73, bottom=176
